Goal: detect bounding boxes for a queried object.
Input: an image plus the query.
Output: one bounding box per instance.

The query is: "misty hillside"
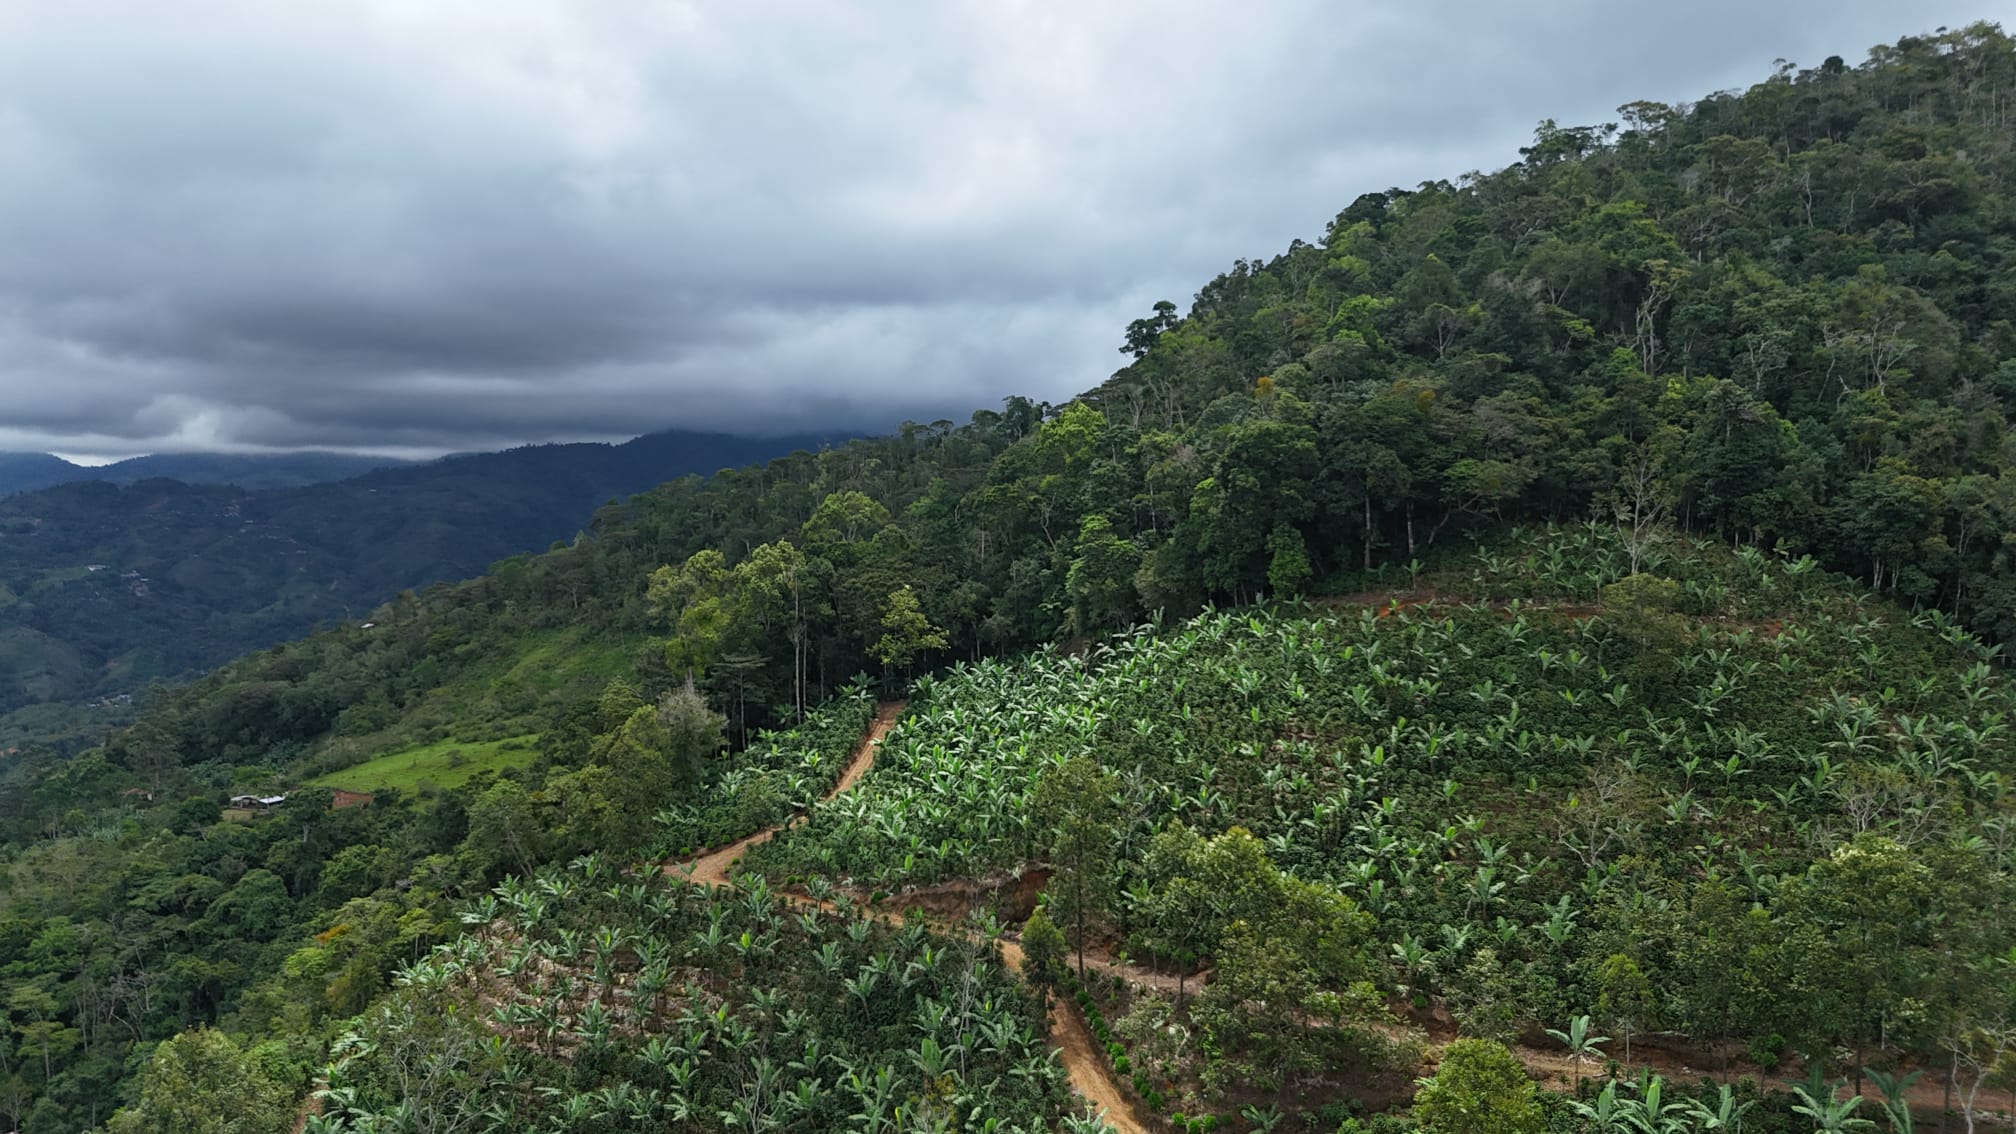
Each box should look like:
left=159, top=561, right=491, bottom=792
left=0, top=450, right=415, bottom=496
left=0, top=428, right=837, bottom=738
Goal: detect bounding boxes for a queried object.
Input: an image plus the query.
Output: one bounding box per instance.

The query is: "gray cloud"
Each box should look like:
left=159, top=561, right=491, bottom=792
left=0, top=0, right=1990, bottom=459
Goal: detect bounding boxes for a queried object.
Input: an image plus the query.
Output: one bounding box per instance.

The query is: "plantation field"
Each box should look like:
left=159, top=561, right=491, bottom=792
left=310, top=733, right=539, bottom=794
left=308, top=526, right=2016, bottom=1133
left=323, top=860, right=1076, bottom=1132
left=734, top=525, right=2016, bottom=1126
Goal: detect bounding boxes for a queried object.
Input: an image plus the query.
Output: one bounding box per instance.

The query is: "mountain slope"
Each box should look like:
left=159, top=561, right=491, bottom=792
left=0, top=428, right=835, bottom=729
left=0, top=452, right=90, bottom=496
left=6, top=23, right=2016, bottom=1131
left=0, top=450, right=415, bottom=496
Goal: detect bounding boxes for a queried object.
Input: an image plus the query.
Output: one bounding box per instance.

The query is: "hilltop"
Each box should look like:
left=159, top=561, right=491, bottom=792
left=0, top=450, right=414, bottom=497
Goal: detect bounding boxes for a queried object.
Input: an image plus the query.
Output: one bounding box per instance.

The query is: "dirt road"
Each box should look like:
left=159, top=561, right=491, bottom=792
left=669, top=700, right=904, bottom=887
left=663, top=701, right=1150, bottom=1134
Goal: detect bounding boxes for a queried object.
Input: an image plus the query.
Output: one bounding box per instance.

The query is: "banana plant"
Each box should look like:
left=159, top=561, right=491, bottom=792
left=1789, top=1073, right=1878, bottom=1134
left=1544, top=1014, right=1610, bottom=1090
left=1683, top=1084, right=1756, bottom=1134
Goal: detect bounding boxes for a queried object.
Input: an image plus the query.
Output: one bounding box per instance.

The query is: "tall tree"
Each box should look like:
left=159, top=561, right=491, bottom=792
left=1033, top=757, right=1119, bottom=980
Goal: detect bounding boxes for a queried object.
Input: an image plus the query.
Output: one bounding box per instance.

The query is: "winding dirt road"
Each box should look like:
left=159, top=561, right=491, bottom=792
left=668, top=700, right=905, bottom=887
left=663, top=701, right=1150, bottom=1134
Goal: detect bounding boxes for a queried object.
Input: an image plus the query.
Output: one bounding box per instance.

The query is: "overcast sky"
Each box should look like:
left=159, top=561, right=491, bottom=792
left=0, top=1, right=1998, bottom=460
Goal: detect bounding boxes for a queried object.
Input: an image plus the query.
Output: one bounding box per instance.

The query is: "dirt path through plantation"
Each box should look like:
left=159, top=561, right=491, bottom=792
left=663, top=701, right=1151, bottom=1134
left=998, top=939, right=1153, bottom=1133
left=668, top=700, right=903, bottom=887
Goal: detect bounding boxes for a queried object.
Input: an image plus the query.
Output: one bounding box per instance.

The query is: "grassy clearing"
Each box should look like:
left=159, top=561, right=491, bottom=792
left=311, top=734, right=539, bottom=794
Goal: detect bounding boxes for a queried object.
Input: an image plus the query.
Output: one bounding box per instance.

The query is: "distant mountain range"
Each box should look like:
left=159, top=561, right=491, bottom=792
left=0, top=428, right=841, bottom=740
left=0, top=449, right=415, bottom=496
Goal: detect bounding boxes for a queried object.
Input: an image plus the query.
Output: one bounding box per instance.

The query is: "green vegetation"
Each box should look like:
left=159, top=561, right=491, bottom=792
left=314, top=857, right=1072, bottom=1131
left=651, top=685, right=876, bottom=852
left=0, top=23, right=2014, bottom=1131
left=0, top=680, right=865, bottom=1132
left=1414, top=1039, right=1545, bottom=1134
left=307, top=734, right=539, bottom=795
left=741, top=524, right=2012, bottom=1118
left=0, top=428, right=831, bottom=744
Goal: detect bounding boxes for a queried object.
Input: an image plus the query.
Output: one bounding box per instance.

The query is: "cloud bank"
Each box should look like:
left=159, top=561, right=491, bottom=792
left=0, top=0, right=1985, bottom=457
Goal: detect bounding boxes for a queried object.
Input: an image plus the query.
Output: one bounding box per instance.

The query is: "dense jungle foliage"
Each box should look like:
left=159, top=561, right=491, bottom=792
left=0, top=22, right=2014, bottom=1132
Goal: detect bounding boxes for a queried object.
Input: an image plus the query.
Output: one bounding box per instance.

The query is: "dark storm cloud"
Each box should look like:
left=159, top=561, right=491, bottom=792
left=0, top=0, right=1991, bottom=458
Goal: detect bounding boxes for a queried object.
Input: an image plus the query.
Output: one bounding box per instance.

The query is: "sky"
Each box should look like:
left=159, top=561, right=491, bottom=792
left=0, top=1, right=2000, bottom=460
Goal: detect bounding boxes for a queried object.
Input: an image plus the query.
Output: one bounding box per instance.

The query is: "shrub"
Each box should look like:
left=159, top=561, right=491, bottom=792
left=1412, top=1039, right=1543, bottom=1134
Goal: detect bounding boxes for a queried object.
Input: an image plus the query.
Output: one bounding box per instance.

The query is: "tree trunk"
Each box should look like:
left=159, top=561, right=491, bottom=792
left=1363, top=491, right=1373, bottom=572
left=1945, top=1048, right=1955, bottom=1128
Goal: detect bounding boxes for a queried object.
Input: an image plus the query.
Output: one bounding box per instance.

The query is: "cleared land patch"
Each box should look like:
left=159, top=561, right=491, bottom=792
left=310, top=734, right=538, bottom=794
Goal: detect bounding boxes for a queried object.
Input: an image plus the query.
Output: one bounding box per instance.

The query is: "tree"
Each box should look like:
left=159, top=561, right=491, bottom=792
left=736, top=540, right=813, bottom=722
left=1413, top=1038, right=1544, bottom=1134
left=1033, top=757, right=1119, bottom=980
left=1065, top=516, right=1141, bottom=634
left=1783, top=836, right=1934, bottom=1092
left=646, top=549, right=733, bottom=681
left=872, top=585, right=948, bottom=677
left=105, top=1027, right=294, bottom=1134
left=1596, top=953, right=1656, bottom=1066
left=1604, top=438, right=1673, bottom=574
left=1447, top=947, right=1526, bottom=1045
left=1019, top=907, right=1067, bottom=999
left=802, top=490, right=895, bottom=552
left=1193, top=919, right=1341, bottom=1092
left=1122, top=300, right=1180, bottom=359
left=592, top=681, right=724, bottom=852
left=1265, top=522, right=1313, bottom=596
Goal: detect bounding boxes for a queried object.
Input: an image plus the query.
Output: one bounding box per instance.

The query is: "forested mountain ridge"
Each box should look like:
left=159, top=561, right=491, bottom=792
left=0, top=428, right=834, bottom=744
left=0, top=455, right=99, bottom=498
left=0, top=451, right=416, bottom=497
left=2, top=22, right=2015, bottom=1132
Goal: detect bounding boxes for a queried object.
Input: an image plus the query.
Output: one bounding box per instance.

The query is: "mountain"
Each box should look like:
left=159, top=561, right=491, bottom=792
left=3, top=23, right=2015, bottom=1131
left=0, top=428, right=837, bottom=732
left=0, top=451, right=89, bottom=496
left=0, top=450, right=415, bottom=496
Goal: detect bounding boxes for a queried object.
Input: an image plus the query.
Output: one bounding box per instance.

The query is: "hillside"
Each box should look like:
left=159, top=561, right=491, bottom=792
left=145, top=528, right=2016, bottom=1132
left=1, top=22, right=2014, bottom=1132
left=0, top=428, right=833, bottom=744
left=0, top=453, right=94, bottom=497
left=0, top=451, right=417, bottom=497
left=738, top=525, right=2014, bottom=1123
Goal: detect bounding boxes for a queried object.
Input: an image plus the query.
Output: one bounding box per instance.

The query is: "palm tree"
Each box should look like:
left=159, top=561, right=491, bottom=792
left=1059, top=1109, right=1116, bottom=1134
left=1545, top=1014, right=1611, bottom=1091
